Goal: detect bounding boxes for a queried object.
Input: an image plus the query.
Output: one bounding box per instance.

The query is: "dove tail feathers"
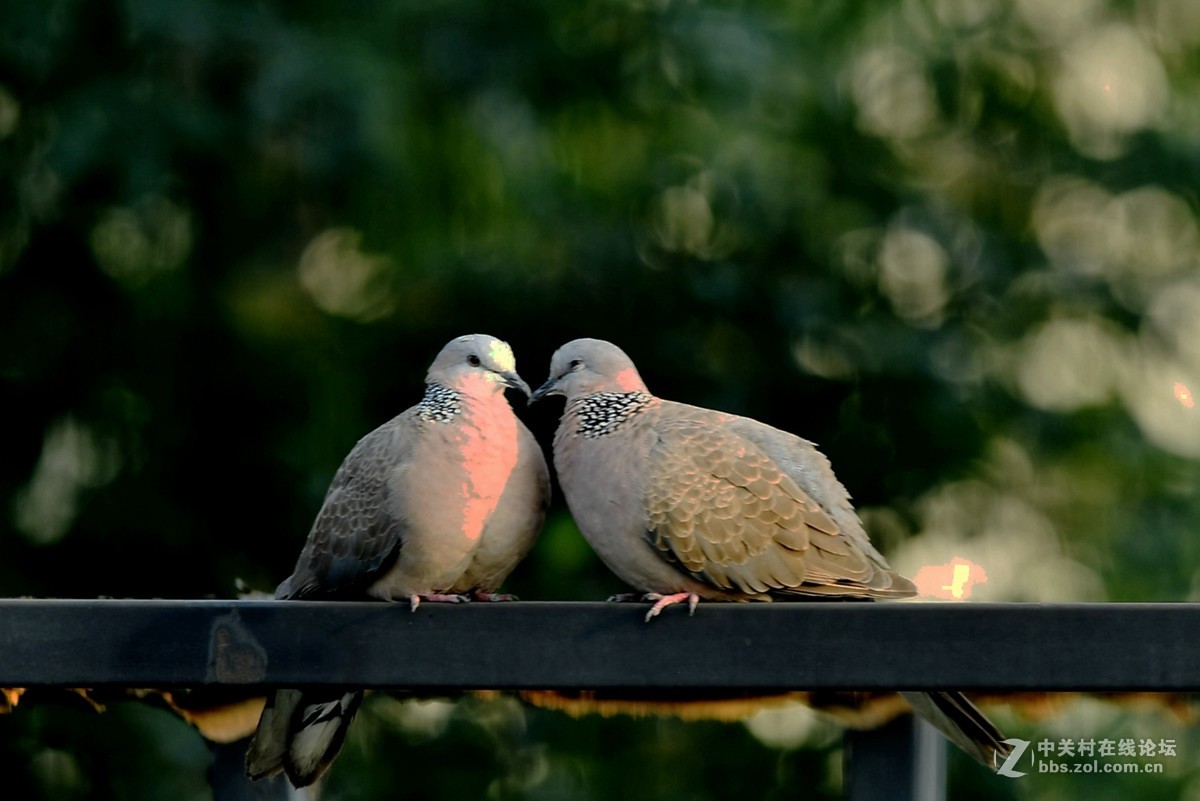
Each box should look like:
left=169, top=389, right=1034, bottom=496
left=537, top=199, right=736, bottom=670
left=899, top=691, right=1012, bottom=771
left=246, top=688, right=363, bottom=788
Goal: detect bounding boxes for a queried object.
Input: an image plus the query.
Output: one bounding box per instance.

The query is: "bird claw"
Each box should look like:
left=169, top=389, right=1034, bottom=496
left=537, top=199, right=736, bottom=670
left=642, top=592, right=700, bottom=622
left=408, top=593, right=470, bottom=611
left=606, top=592, right=645, bottom=603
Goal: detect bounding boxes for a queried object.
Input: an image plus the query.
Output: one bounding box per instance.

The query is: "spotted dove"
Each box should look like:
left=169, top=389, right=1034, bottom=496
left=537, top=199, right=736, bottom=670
left=531, top=337, right=1010, bottom=770
left=246, top=334, right=550, bottom=788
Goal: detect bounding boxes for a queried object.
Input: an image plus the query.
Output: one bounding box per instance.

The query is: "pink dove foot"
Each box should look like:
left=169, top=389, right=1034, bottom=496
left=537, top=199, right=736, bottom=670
left=643, top=592, right=700, bottom=622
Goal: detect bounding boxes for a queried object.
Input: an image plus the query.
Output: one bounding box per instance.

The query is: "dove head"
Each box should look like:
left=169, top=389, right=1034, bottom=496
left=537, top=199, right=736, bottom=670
left=426, top=334, right=531, bottom=399
left=531, top=338, right=650, bottom=403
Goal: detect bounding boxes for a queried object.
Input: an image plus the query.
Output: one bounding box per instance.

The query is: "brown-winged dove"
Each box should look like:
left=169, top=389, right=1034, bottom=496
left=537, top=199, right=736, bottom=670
left=530, top=338, right=1010, bottom=771
left=246, top=334, right=550, bottom=788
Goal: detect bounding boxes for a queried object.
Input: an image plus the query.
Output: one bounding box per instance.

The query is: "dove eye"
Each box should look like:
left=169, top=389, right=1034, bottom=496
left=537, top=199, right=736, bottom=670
left=467, top=354, right=482, bottom=367
left=568, top=359, right=583, bottom=371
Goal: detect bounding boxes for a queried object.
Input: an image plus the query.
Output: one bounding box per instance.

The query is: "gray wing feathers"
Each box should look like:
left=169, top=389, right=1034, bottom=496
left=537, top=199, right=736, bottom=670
left=277, top=414, right=415, bottom=599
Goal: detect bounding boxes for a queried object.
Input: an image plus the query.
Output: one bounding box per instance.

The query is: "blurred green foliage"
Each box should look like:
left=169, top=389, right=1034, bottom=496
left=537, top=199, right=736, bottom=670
left=2, top=0, right=1200, bottom=798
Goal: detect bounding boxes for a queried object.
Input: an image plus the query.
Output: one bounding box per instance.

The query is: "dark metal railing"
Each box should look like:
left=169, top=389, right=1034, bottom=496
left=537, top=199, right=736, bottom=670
left=2, top=599, right=1196, bottom=800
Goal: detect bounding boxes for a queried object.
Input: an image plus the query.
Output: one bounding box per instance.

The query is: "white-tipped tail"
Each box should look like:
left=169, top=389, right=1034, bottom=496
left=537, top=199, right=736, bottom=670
left=246, top=689, right=363, bottom=788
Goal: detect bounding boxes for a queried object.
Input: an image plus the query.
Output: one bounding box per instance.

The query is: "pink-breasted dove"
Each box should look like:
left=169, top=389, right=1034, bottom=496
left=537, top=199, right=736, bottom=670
left=530, top=337, right=1009, bottom=770
left=246, top=334, right=550, bottom=787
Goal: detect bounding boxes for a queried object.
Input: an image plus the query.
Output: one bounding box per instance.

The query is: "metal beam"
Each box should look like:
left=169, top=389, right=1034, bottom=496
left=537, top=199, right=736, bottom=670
left=845, top=717, right=946, bottom=801
left=1, top=599, right=1197, bottom=690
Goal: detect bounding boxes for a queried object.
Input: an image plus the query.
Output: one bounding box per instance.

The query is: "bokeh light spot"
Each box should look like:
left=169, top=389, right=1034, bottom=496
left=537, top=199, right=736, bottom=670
left=1175, top=382, right=1194, bottom=409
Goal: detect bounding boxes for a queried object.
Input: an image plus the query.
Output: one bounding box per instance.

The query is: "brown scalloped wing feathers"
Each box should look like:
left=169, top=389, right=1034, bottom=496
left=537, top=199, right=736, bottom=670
left=643, top=419, right=913, bottom=599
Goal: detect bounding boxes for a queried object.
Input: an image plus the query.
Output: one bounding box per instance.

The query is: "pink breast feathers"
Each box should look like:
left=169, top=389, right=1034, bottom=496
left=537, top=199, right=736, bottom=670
left=453, top=400, right=520, bottom=541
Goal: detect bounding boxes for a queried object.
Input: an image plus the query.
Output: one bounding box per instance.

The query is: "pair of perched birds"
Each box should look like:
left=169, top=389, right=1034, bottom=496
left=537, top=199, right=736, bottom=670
left=246, top=334, right=1009, bottom=787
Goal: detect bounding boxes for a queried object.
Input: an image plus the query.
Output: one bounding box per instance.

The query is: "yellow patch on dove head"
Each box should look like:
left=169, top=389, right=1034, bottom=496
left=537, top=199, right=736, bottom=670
left=489, top=339, right=516, bottom=374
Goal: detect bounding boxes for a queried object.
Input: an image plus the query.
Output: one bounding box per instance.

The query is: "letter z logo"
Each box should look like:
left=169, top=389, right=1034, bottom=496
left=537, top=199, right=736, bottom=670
left=997, top=738, right=1031, bottom=778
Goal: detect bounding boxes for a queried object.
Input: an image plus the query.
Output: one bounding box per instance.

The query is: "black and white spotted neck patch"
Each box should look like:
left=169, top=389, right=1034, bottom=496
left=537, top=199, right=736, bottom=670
left=417, top=384, right=463, bottom=423
left=572, top=391, right=654, bottom=438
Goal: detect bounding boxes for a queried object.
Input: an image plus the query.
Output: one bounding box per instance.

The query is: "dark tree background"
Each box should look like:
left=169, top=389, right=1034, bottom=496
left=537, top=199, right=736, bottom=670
left=2, top=0, right=1199, bottom=799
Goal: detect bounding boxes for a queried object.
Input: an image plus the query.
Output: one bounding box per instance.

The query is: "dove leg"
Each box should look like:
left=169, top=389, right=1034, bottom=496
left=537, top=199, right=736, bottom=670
left=643, top=592, right=700, bottom=621
left=408, top=593, right=470, bottom=611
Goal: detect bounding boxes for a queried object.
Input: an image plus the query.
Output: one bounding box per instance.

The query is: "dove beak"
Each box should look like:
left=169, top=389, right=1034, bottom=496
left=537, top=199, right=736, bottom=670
left=529, top=376, right=559, bottom=405
left=499, top=371, right=533, bottom=399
